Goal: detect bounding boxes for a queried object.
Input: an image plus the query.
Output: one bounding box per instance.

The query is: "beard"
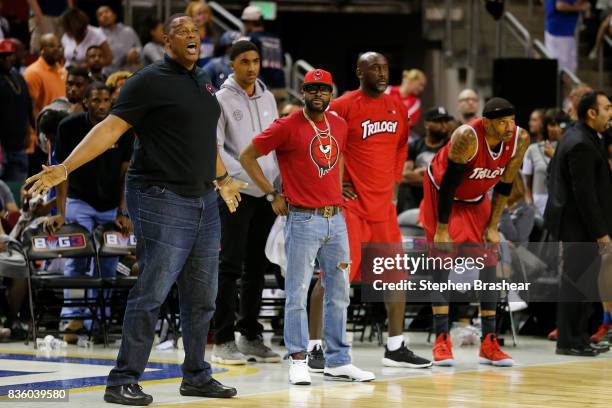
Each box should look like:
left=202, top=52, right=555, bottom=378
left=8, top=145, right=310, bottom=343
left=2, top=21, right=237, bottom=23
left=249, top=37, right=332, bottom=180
left=365, top=80, right=387, bottom=94
left=305, top=98, right=329, bottom=113
left=428, top=129, right=449, bottom=143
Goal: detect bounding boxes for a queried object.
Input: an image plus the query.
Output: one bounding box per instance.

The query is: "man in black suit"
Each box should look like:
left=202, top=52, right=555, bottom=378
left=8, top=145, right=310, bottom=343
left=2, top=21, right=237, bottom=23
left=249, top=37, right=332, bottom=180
left=545, top=91, right=612, bottom=356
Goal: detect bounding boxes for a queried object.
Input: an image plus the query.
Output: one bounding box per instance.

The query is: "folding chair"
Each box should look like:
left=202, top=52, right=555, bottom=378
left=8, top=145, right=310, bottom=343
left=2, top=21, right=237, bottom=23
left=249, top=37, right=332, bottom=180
left=94, top=223, right=181, bottom=346
left=94, top=223, right=137, bottom=288
left=22, top=223, right=107, bottom=347
left=94, top=223, right=138, bottom=343
left=0, top=237, right=29, bottom=344
left=257, top=264, right=286, bottom=336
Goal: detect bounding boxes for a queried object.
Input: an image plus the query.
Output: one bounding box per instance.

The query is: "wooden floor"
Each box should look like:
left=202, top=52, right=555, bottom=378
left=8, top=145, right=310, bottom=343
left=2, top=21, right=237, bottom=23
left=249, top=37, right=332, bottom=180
left=1, top=337, right=610, bottom=407
left=156, top=359, right=612, bottom=408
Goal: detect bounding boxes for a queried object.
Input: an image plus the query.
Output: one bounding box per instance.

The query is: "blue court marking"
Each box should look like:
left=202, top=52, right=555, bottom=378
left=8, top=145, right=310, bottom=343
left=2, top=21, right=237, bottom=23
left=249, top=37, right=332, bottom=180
left=0, top=370, right=49, bottom=378
left=0, top=353, right=228, bottom=395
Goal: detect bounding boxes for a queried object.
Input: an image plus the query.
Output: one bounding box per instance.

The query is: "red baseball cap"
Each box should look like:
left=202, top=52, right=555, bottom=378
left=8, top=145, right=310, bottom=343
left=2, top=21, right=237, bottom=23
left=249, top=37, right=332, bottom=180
left=303, top=69, right=333, bottom=87
left=0, top=39, right=16, bottom=54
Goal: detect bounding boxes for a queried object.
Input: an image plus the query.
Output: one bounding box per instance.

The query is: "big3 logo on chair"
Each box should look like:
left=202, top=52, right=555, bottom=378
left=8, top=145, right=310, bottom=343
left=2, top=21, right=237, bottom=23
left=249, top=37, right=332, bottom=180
left=103, top=231, right=136, bottom=248
left=32, top=234, right=86, bottom=251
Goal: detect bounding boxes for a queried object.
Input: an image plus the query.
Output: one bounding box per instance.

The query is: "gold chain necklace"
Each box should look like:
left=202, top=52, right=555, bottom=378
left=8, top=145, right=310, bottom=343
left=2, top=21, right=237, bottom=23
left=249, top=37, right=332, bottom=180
left=303, top=109, right=333, bottom=167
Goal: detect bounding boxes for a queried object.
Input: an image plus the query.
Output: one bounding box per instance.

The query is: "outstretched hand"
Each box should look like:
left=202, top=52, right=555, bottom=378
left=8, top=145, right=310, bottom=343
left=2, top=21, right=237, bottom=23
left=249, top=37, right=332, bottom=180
left=25, top=165, right=67, bottom=197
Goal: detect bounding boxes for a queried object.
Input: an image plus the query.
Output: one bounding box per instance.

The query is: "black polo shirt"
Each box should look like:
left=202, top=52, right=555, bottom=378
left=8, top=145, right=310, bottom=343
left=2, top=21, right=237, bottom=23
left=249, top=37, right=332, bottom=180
left=110, top=54, right=220, bottom=197
left=55, top=112, right=134, bottom=211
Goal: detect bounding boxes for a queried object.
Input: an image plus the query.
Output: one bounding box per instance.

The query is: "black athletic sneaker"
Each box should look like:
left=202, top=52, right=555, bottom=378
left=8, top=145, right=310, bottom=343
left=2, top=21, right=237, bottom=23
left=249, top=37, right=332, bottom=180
left=308, top=344, right=325, bottom=373
left=382, top=342, right=432, bottom=368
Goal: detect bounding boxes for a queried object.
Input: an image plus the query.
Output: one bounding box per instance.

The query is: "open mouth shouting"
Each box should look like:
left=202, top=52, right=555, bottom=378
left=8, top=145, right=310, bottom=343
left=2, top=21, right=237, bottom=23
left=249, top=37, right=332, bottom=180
left=186, top=41, right=198, bottom=56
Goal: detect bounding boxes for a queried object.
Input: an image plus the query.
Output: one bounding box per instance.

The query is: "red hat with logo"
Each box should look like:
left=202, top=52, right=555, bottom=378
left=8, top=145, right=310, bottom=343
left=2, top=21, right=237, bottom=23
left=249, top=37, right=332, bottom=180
left=0, top=39, right=16, bottom=54
left=303, top=69, right=333, bottom=87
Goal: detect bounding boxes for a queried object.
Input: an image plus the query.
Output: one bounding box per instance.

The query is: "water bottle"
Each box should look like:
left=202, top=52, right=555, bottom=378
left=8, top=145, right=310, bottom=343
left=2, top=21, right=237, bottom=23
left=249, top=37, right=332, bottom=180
left=77, top=335, right=93, bottom=348
left=450, top=322, right=481, bottom=346
left=50, top=337, right=67, bottom=350
left=36, top=337, right=48, bottom=350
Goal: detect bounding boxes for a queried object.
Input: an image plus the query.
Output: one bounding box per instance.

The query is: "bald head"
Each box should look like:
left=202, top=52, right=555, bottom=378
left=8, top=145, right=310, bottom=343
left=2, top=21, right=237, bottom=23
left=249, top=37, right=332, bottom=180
left=40, top=33, right=62, bottom=65
left=357, top=52, right=385, bottom=69
left=458, top=88, right=477, bottom=101
left=457, top=88, right=479, bottom=123
left=568, top=84, right=593, bottom=120
left=357, top=51, right=389, bottom=96
left=40, top=33, right=58, bottom=48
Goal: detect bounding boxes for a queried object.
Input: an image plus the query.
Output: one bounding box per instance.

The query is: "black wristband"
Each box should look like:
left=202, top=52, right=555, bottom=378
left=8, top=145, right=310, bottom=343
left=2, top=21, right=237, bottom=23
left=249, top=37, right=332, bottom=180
left=437, top=160, right=467, bottom=224
left=215, top=171, right=229, bottom=182
left=493, top=181, right=513, bottom=196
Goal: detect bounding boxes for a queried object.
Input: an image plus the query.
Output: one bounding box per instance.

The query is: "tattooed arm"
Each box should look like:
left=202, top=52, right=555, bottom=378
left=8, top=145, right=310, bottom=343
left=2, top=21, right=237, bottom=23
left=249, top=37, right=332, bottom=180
left=483, top=129, right=531, bottom=243
left=434, top=126, right=478, bottom=244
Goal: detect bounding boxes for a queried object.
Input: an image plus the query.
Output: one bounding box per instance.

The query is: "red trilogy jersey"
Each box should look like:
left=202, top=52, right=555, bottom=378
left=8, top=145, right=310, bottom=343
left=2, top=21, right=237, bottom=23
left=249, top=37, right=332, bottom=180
left=427, top=118, right=520, bottom=202
left=330, top=90, right=409, bottom=221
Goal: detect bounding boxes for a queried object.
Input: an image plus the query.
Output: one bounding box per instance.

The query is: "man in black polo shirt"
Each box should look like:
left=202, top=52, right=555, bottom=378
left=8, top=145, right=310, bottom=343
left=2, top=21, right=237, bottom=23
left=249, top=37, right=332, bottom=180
left=44, top=82, right=132, bottom=340
left=26, top=13, right=245, bottom=406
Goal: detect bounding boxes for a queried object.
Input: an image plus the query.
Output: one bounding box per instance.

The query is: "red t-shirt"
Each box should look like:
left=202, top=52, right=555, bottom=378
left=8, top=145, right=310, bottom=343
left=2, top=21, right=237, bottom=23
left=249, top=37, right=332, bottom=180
left=252, top=110, right=348, bottom=208
left=385, top=85, right=422, bottom=126
left=330, top=90, right=409, bottom=221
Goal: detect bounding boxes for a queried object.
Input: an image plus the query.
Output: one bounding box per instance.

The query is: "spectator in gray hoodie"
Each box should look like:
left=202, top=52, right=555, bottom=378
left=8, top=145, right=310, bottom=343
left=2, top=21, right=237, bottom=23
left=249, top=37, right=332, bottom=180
left=212, top=40, right=281, bottom=365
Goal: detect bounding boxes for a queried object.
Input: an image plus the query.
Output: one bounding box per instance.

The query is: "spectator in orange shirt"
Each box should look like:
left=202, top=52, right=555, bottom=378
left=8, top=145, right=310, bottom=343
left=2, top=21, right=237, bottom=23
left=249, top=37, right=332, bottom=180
left=23, top=33, right=67, bottom=118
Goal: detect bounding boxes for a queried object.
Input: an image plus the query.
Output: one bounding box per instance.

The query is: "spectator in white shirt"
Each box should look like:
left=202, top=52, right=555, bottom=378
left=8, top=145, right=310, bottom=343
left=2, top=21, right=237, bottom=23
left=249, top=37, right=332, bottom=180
left=60, top=7, right=111, bottom=68
left=96, top=5, right=141, bottom=72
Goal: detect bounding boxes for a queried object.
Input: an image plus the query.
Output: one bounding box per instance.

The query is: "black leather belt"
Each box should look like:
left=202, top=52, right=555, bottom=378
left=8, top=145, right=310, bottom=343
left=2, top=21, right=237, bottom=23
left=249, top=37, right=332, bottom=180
left=289, top=204, right=342, bottom=218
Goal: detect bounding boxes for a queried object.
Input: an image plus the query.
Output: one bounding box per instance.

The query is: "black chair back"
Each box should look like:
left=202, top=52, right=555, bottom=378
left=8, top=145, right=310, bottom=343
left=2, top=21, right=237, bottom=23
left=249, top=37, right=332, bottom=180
left=93, top=224, right=136, bottom=257
left=22, top=223, right=96, bottom=260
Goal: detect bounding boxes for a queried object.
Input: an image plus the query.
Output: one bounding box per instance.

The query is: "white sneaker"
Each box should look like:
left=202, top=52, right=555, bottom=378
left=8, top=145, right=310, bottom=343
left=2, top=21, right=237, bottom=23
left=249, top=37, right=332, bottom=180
left=323, top=364, right=375, bottom=382
left=289, top=357, right=311, bottom=385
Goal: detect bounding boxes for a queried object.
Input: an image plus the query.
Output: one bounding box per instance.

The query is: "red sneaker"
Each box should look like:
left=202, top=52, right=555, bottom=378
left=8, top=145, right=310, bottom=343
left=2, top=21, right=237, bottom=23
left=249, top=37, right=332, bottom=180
left=433, top=333, right=455, bottom=366
left=590, top=324, right=612, bottom=343
left=547, top=328, right=558, bottom=341
left=479, top=334, right=514, bottom=367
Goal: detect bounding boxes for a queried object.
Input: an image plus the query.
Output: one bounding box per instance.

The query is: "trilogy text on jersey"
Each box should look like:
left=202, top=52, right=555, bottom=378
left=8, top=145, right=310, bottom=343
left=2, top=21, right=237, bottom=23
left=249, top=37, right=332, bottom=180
left=360, top=120, right=399, bottom=139
left=469, top=167, right=506, bottom=180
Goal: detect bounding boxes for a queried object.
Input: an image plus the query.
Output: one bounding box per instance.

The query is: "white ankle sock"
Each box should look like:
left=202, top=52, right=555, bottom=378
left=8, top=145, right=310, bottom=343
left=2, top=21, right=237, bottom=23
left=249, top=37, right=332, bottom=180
left=387, top=335, right=404, bottom=351
left=308, top=339, right=322, bottom=352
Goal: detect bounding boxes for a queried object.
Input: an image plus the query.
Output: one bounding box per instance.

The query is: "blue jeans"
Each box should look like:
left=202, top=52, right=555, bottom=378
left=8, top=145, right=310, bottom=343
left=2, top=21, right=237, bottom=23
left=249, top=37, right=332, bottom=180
left=283, top=210, right=351, bottom=368
left=107, top=184, right=220, bottom=386
left=61, top=198, right=118, bottom=318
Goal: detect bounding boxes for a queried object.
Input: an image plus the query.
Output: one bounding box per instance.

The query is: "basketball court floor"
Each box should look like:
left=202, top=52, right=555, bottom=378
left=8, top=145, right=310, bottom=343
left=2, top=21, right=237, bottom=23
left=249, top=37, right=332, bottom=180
left=0, top=334, right=610, bottom=407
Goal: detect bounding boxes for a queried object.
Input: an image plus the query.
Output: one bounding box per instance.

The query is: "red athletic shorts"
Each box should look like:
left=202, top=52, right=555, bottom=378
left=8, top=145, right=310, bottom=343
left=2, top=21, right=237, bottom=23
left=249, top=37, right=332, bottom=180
left=419, top=174, right=498, bottom=267
left=344, top=203, right=403, bottom=282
